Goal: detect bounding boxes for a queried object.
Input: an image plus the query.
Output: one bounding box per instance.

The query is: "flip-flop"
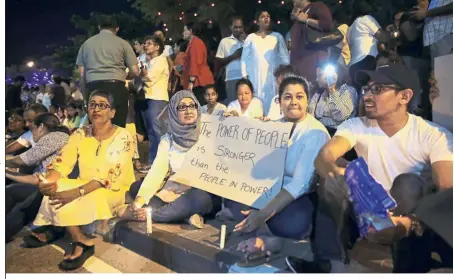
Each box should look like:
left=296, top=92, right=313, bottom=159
left=58, top=242, right=95, bottom=271
left=235, top=251, right=283, bottom=268
left=23, top=226, right=65, bottom=248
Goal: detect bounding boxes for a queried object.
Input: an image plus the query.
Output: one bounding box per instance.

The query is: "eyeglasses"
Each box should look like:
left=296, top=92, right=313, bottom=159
left=177, top=103, right=198, bottom=111
left=88, top=102, right=111, bottom=110
left=361, top=84, right=402, bottom=95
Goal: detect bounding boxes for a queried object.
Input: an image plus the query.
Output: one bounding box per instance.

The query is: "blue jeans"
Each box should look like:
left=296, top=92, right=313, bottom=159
left=224, top=193, right=315, bottom=240
left=141, top=99, right=169, bottom=164
left=129, top=180, right=221, bottom=223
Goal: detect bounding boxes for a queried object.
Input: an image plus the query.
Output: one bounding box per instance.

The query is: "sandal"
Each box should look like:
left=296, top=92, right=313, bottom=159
left=58, top=242, right=95, bottom=271
left=137, top=164, right=152, bottom=174
left=133, top=160, right=143, bottom=172
left=23, top=226, right=65, bottom=248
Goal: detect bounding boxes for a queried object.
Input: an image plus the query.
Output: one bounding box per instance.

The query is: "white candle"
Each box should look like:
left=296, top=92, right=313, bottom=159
left=146, top=207, right=153, bottom=234
left=220, top=225, right=226, bottom=249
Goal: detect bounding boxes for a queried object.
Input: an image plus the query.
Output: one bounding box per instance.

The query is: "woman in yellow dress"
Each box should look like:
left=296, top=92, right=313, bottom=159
left=23, top=90, right=135, bottom=271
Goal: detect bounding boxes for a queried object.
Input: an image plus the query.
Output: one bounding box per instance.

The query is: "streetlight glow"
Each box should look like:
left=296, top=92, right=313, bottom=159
left=27, top=61, right=35, bottom=68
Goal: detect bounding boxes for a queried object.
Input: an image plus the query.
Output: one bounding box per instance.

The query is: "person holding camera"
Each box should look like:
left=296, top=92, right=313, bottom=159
left=386, top=10, right=431, bottom=118
left=308, top=62, right=358, bottom=135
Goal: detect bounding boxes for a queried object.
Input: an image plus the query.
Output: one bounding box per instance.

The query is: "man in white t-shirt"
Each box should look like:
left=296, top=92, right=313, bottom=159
left=347, top=1, right=389, bottom=92
left=286, top=64, right=453, bottom=273
left=216, top=16, right=245, bottom=104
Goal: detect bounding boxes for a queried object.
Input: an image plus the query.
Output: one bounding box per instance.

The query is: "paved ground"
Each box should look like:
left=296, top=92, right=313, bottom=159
left=6, top=228, right=174, bottom=273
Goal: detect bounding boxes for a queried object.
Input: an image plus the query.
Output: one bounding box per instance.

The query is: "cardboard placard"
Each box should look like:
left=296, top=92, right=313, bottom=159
left=170, top=114, right=293, bottom=209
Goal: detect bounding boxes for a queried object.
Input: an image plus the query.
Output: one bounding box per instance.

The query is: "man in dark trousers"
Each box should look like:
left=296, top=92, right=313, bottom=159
left=76, top=16, right=139, bottom=127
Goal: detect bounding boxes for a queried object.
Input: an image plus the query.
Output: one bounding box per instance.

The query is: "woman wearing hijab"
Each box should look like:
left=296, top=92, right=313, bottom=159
left=119, top=90, right=221, bottom=229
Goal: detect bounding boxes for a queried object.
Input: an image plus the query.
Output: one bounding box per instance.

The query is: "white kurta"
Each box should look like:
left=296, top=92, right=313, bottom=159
left=227, top=97, right=264, bottom=119
left=241, top=32, right=290, bottom=114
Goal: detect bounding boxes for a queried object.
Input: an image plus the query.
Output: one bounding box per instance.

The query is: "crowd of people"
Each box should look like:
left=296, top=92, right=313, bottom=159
left=5, top=0, right=453, bottom=273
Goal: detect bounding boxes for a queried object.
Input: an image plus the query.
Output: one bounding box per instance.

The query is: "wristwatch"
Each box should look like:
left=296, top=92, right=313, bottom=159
left=78, top=187, right=85, bottom=197
left=409, top=214, right=424, bottom=237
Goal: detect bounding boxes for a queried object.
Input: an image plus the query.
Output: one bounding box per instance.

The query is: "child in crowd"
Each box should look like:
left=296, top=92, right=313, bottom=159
left=201, top=85, right=227, bottom=116
left=63, top=103, right=81, bottom=129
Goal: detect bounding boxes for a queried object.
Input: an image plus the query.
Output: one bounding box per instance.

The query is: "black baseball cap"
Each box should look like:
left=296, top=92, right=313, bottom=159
left=355, top=63, right=420, bottom=96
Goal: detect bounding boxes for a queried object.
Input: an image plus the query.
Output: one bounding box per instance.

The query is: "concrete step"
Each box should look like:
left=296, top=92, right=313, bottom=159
left=112, top=218, right=392, bottom=273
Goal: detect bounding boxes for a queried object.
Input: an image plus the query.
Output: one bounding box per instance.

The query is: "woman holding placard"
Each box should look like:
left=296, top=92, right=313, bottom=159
left=118, top=90, right=221, bottom=229
left=219, top=76, right=330, bottom=264
left=225, top=78, right=264, bottom=119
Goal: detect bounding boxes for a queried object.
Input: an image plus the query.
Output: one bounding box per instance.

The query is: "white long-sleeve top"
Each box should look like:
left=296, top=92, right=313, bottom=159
left=241, top=32, right=289, bottom=114
left=137, top=134, right=190, bottom=203
left=227, top=97, right=264, bottom=119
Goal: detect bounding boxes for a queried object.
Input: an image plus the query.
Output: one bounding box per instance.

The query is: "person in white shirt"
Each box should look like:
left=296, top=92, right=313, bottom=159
left=118, top=90, right=220, bottom=229
left=267, top=65, right=299, bottom=121
left=226, top=78, right=264, bottom=119
left=42, top=85, right=53, bottom=110
left=140, top=35, right=170, bottom=168
left=219, top=76, right=330, bottom=260
left=6, top=104, right=48, bottom=155
left=154, top=30, right=174, bottom=58
left=35, top=84, right=45, bottom=104
left=71, top=82, right=84, bottom=101
left=347, top=0, right=390, bottom=92
left=201, top=85, right=227, bottom=116
left=241, top=11, right=290, bottom=114
left=286, top=64, right=453, bottom=273
left=216, top=16, right=245, bottom=104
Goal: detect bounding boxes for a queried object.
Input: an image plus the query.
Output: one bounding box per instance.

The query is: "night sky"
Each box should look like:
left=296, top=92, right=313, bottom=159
left=5, top=0, right=135, bottom=66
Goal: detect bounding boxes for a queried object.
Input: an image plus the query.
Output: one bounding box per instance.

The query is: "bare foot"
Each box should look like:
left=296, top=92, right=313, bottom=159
left=186, top=214, right=204, bottom=229
left=237, top=235, right=283, bottom=254
left=31, top=231, right=47, bottom=242
left=215, top=208, right=235, bottom=221
left=117, top=205, right=146, bottom=221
